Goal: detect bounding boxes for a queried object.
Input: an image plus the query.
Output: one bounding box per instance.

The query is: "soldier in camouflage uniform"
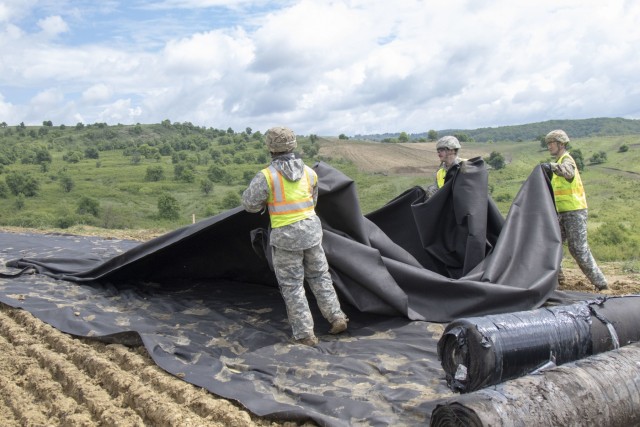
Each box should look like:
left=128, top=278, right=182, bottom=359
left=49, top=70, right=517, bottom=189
left=542, top=130, right=608, bottom=291
left=425, top=136, right=464, bottom=198
left=242, top=126, right=348, bottom=346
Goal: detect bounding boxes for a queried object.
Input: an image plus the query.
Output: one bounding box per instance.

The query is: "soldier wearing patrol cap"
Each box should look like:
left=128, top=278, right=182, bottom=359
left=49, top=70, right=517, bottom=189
left=425, top=135, right=464, bottom=197
left=242, top=126, right=348, bottom=346
left=542, top=129, right=608, bottom=291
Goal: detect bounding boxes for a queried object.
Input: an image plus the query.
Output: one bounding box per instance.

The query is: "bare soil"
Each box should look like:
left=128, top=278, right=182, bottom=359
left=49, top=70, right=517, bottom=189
left=1, top=140, right=639, bottom=425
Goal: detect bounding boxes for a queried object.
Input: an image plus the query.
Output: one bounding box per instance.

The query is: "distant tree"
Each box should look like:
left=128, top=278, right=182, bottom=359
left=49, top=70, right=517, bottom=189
left=539, top=135, right=547, bottom=148
left=453, top=133, right=471, bottom=142
left=221, top=190, right=241, bottom=209
left=75, top=122, right=84, bottom=130
left=589, top=151, right=607, bottom=164
left=427, top=130, right=438, bottom=141
left=200, top=178, right=214, bottom=195
left=338, top=134, right=349, bottom=140
left=59, top=124, right=66, bottom=130
left=0, top=122, right=7, bottom=128
left=486, top=151, right=506, bottom=170
left=145, top=165, right=165, bottom=182
left=398, top=132, right=409, bottom=143
left=77, top=196, right=100, bottom=217
left=0, top=181, right=8, bottom=198
left=63, top=151, right=83, bottom=163
left=571, top=149, right=585, bottom=171
left=174, top=163, right=195, bottom=182
left=43, top=120, right=53, bottom=127
left=35, top=147, right=52, bottom=164
left=227, top=127, right=235, bottom=135
left=59, top=175, right=75, bottom=192
left=157, top=194, right=180, bottom=220
left=161, top=119, right=172, bottom=127
left=5, top=172, right=39, bottom=197
left=207, top=164, right=232, bottom=184
left=302, top=142, right=319, bottom=158
left=84, top=147, right=100, bottom=159
left=618, top=144, right=629, bottom=153
left=245, top=127, right=252, bottom=136
left=19, top=122, right=25, bottom=129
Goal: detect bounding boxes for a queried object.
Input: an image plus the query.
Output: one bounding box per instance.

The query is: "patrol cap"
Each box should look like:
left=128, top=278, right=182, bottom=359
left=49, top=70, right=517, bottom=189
left=265, top=126, right=297, bottom=153
left=545, top=129, right=570, bottom=145
left=436, top=136, right=461, bottom=150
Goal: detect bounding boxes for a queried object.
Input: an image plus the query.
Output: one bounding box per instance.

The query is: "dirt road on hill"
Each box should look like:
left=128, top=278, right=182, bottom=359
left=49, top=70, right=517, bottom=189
left=318, top=140, right=488, bottom=175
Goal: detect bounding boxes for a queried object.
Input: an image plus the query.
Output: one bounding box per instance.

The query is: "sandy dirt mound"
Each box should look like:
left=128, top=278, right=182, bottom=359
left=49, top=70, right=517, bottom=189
left=0, top=302, right=300, bottom=427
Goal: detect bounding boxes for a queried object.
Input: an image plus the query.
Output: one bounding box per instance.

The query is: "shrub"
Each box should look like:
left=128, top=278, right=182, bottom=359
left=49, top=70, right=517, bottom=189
left=221, top=190, right=241, bottom=209
left=59, top=175, right=75, bottom=192
left=200, top=178, right=213, bottom=195
left=77, top=196, right=100, bottom=217
left=145, top=165, right=165, bottom=182
left=486, top=151, right=506, bottom=170
left=5, top=171, right=39, bottom=197
left=157, top=194, right=180, bottom=219
left=589, top=151, right=607, bottom=164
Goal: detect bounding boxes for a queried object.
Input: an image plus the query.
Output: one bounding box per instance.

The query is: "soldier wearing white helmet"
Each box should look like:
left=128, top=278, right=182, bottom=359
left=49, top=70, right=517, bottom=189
left=242, top=126, right=348, bottom=346
left=542, top=129, right=608, bottom=291
left=426, top=135, right=464, bottom=197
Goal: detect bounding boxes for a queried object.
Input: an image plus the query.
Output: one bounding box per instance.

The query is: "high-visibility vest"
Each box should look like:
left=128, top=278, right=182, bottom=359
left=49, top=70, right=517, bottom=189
left=436, top=158, right=466, bottom=188
left=261, top=165, right=317, bottom=228
left=551, top=152, right=587, bottom=212
left=436, top=167, right=446, bottom=188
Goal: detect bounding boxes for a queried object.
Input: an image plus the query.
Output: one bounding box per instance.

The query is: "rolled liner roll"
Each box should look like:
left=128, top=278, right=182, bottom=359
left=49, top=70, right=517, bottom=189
left=437, top=295, right=640, bottom=393
left=430, top=342, right=640, bottom=427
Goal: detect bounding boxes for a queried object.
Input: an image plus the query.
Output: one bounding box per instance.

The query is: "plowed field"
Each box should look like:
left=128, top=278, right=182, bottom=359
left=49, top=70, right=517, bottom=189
left=0, top=303, right=292, bottom=427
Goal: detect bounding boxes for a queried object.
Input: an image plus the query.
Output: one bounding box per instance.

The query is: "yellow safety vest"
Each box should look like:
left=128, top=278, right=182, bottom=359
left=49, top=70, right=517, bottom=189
left=436, top=159, right=466, bottom=188
left=261, top=165, right=317, bottom=228
left=551, top=152, right=587, bottom=212
left=436, top=167, right=446, bottom=188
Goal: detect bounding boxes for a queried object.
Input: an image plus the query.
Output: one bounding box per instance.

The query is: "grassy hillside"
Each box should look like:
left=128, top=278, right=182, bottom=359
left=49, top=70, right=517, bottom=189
left=318, top=135, right=640, bottom=264
left=1, top=121, right=639, bottom=265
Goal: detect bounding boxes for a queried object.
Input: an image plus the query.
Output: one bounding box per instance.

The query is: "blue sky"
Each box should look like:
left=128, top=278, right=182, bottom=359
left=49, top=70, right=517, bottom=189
left=1, top=0, right=639, bottom=135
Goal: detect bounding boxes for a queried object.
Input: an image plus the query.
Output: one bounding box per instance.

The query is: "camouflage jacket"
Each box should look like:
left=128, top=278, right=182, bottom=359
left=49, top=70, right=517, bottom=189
left=242, top=153, right=322, bottom=250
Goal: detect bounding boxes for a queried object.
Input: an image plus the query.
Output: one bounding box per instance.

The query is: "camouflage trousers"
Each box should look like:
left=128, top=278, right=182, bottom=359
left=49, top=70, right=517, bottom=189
left=558, top=209, right=607, bottom=289
left=272, top=243, right=346, bottom=340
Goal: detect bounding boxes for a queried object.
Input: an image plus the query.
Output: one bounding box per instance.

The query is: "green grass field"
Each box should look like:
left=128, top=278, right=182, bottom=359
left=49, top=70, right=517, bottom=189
left=1, top=124, right=638, bottom=263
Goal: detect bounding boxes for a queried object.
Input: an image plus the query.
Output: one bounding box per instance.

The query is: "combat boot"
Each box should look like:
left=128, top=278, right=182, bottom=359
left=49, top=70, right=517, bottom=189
left=329, top=317, right=348, bottom=335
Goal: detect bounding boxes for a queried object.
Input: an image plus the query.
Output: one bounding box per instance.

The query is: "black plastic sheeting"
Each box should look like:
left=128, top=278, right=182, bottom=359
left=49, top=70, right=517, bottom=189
left=0, top=160, right=594, bottom=426
left=430, top=342, right=640, bottom=427
left=437, top=295, right=640, bottom=393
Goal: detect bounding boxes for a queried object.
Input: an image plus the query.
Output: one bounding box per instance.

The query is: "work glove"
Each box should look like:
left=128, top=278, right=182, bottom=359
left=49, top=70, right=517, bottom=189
left=541, top=162, right=553, bottom=179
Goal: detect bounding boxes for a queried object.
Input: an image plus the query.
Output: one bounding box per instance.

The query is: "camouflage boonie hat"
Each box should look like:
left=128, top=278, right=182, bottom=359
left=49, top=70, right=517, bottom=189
left=436, top=136, right=461, bottom=150
left=545, top=129, right=570, bottom=145
left=265, top=127, right=297, bottom=153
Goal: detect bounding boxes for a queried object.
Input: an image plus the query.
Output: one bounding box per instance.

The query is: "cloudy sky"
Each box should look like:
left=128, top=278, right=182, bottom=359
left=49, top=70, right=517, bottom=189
left=1, top=0, right=639, bottom=135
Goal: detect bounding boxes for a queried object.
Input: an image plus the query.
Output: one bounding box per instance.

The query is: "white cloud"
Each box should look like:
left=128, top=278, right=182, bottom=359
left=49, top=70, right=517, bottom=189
left=37, top=15, right=68, bottom=37
left=82, top=84, right=112, bottom=102
left=1, top=0, right=639, bottom=133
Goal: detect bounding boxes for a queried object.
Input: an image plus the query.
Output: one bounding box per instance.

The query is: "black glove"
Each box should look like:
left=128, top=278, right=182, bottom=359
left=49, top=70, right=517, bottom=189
left=541, top=162, right=553, bottom=178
